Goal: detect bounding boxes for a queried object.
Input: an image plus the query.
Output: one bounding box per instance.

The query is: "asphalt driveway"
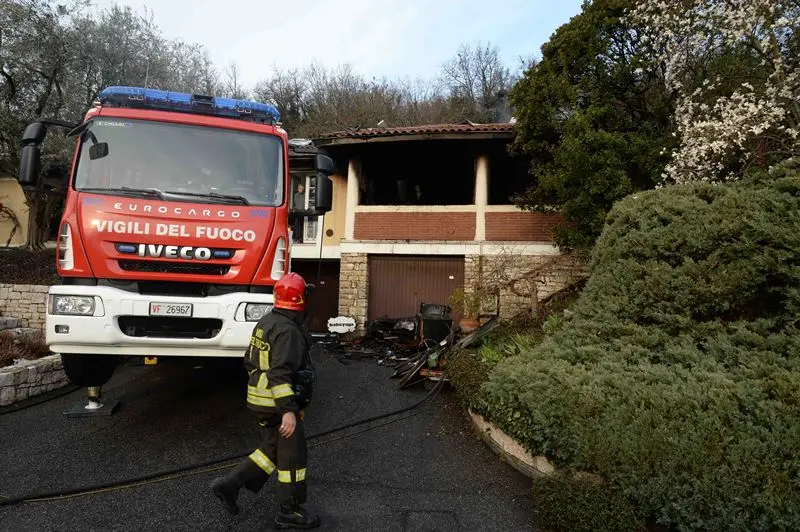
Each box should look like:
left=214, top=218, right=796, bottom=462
left=0, top=346, right=535, bottom=531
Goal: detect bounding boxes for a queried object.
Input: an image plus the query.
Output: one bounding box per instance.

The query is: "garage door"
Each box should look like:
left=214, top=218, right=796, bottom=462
left=290, top=259, right=340, bottom=332
left=368, top=255, right=464, bottom=321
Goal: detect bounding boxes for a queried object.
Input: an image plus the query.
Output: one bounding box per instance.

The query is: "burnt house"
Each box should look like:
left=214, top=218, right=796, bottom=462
left=290, top=121, right=583, bottom=333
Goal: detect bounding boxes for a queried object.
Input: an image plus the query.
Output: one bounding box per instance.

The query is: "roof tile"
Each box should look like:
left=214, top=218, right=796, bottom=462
left=316, top=122, right=515, bottom=140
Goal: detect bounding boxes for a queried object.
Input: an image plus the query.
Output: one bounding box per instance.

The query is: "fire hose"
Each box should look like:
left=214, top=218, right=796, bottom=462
left=0, top=378, right=445, bottom=507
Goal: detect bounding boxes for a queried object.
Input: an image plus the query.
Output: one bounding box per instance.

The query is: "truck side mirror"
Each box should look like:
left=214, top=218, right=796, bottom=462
left=316, top=153, right=334, bottom=176
left=18, top=122, right=48, bottom=188
left=315, top=173, right=333, bottom=213
left=89, top=142, right=109, bottom=160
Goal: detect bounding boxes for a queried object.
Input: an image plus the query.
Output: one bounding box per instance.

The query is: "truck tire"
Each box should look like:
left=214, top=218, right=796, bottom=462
left=61, top=353, right=118, bottom=387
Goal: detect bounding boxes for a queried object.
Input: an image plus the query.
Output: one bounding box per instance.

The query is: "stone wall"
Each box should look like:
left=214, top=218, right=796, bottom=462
left=337, top=251, right=586, bottom=332
left=464, top=253, right=587, bottom=320
left=0, top=354, right=70, bottom=406
left=0, top=284, right=49, bottom=330
left=337, top=253, right=369, bottom=332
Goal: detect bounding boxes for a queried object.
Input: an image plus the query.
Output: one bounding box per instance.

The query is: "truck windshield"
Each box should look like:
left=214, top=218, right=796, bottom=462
left=73, top=117, right=284, bottom=206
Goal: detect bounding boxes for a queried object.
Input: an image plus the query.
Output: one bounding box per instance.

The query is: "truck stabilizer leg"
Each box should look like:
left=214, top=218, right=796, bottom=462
left=63, top=385, right=120, bottom=418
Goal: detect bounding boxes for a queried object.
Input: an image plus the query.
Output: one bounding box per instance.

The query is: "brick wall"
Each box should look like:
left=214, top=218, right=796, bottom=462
left=0, top=284, right=49, bottom=330
left=354, top=212, right=476, bottom=241
left=337, top=253, right=369, bottom=332
left=485, top=212, right=567, bottom=242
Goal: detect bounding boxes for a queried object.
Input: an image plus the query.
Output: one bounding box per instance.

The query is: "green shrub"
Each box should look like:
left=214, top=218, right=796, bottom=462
left=478, top=332, right=540, bottom=366
left=446, top=349, right=492, bottom=412
left=479, top=166, right=800, bottom=531
left=447, top=283, right=584, bottom=412
left=532, top=472, right=642, bottom=532
left=541, top=314, right=566, bottom=335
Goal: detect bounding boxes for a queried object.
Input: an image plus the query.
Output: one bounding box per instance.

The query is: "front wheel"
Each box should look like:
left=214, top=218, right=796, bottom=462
left=61, top=353, right=118, bottom=387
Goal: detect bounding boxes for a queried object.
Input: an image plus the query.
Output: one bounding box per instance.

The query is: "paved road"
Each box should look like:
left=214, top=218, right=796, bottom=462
left=0, top=346, right=535, bottom=531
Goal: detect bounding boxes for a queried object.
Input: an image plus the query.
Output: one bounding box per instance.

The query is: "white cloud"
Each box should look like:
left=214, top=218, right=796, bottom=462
left=88, top=0, right=584, bottom=88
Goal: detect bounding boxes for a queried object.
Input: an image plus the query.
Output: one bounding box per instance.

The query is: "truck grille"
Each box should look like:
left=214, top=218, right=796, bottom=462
left=118, top=260, right=230, bottom=276
left=118, top=316, right=223, bottom=339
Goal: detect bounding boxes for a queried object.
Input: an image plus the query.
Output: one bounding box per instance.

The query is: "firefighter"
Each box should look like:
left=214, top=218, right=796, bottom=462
left=211, top=272, right=320, bottom=529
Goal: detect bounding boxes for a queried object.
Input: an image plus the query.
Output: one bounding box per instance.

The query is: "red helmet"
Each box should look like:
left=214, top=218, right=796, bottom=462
left=274, top=272, right=307, bottom=311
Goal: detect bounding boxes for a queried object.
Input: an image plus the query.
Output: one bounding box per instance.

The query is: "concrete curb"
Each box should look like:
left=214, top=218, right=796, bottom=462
left=0, top=354, right=70, bottom=406
left=468, top=409, right=556, bottom=479
left=469, top=409, right=606, bottom=486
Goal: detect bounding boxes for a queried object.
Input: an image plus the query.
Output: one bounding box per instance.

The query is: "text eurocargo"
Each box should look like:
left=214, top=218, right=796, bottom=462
left=112, top=202, right=242, bottom=218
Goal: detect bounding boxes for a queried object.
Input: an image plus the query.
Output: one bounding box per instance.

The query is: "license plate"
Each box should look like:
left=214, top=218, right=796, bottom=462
left=149, top=302, right=193, bottom=317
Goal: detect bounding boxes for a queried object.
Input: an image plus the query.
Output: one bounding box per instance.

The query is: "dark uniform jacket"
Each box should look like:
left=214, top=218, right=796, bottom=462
left=244, top=308, right=311, bottom=415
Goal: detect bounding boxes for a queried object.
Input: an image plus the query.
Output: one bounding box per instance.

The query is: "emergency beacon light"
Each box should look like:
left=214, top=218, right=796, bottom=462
left=97, top=86, right=281, bottom=125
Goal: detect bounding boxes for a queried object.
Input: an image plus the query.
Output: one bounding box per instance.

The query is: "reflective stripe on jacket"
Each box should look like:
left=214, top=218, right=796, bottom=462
left=244, top=308, right=309, bottom=414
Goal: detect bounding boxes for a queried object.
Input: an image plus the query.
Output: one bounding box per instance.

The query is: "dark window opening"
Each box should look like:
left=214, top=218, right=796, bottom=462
left=359, top=141, right=475, bottom=205
left=489, top=150, right=533, bottom=205
left=289, top=173, right=320, bottom=244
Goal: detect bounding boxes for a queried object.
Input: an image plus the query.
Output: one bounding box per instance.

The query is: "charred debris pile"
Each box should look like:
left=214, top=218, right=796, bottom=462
left=316, top=303, right=500, bottom=390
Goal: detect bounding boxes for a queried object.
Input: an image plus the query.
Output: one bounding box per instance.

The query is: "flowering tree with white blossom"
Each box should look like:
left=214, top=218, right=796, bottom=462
left=629, top=0, right=800, bottom=183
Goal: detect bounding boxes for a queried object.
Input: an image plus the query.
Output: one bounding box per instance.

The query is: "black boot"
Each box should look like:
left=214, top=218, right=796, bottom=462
left=274, top=503, right=321, bottom=529
left=243, top=474, right=268, bottom=493
left=211, top=460, right=267, bottom=516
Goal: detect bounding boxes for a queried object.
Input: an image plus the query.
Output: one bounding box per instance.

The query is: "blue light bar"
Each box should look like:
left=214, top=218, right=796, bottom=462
left=98, top=86, right=280, bottom=124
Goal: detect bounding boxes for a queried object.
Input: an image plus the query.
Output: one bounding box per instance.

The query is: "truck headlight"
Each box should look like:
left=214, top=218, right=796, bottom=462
left=245, top=303, right=272, bottom=321
left=51, top=295, right=96, bottom=316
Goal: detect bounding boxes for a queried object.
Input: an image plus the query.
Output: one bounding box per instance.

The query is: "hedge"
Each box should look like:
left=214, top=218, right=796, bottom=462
left=477, top=163, right=800, bottom=531
left=448, top=284, right=584, bottom=413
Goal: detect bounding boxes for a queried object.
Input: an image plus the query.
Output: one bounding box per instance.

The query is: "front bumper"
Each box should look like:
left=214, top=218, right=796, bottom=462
left=45, top=285, right=272, bottom=357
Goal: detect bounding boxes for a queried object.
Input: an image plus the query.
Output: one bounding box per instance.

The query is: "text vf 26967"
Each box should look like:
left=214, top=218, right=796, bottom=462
left=149, top=303, right=193, bottom=317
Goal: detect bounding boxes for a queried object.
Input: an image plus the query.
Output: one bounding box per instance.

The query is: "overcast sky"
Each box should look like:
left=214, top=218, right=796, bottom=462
left=87, top=0, right=585, bottom=89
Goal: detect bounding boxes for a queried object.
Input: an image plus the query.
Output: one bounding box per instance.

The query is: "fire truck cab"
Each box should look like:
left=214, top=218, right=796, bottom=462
left=17, top=86, right=333, bottom=404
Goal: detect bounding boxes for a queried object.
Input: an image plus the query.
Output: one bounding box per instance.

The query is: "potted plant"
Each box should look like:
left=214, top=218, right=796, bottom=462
left=449, top=287, right=483, bottom=333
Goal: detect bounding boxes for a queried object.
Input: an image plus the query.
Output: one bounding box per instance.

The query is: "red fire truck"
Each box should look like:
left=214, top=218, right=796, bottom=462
left=17, top=86, right=333, bottom=409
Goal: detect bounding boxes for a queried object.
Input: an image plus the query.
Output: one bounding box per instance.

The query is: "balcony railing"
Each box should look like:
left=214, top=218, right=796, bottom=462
left=291, top=215, right=321, bottom=244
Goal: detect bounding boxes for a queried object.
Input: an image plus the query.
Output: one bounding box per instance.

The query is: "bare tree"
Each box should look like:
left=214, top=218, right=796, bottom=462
left=440, top=41, right=514, bottom=122
left=251, top=61, right=473, bottom=137
left=223, top=62, right=248, bottom=99
left=254, top=66, right=307, bottom=134
left=196, top=50, right=220, bottom=96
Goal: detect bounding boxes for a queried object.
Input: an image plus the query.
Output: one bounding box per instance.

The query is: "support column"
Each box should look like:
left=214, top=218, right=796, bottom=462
left=474, top=155, right=489, bottom=241
left=344, top=158, right=360, bottom=241
left=338, top=253, right=369, bottom=333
